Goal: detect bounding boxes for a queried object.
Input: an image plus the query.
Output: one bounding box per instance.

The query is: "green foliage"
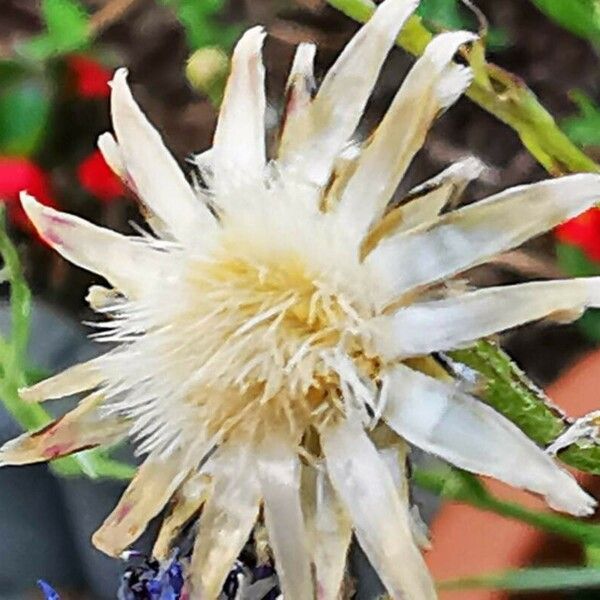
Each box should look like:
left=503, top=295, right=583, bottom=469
left=530, top=0, right=600, bottom=47
left=557, top=241, right=600, bottom=278
left=439, top=566, right=600, bottom=592
left=418, top=0, right=465, bottom=30
left=23, top=0, right=90, bottom=60
left=418, top=0, right=509, bottom=50
left=0, top=74, right=52, bottom=156
left=563, top=91, right=600, bottom=148
left=158, top=0, right=240, bottom=50
left=0, top=209, right=134, bottom=480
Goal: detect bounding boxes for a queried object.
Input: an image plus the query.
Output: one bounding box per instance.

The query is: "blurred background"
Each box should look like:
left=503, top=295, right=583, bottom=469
left=1, top=0, right=600, bottom=598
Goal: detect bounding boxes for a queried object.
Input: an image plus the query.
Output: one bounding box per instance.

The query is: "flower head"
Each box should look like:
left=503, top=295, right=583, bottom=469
left=3, top=0, right=600, bottom=598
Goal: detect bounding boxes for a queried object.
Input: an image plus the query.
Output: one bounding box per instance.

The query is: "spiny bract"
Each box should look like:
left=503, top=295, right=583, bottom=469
left=3, top=0, right=600, bottom=598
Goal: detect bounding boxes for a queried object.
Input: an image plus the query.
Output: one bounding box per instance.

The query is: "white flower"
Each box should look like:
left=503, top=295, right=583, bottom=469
left=2, top=0, right=600, bottom=598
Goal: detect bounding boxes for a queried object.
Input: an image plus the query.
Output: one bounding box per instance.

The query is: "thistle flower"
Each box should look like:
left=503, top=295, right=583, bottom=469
left=3, top=0, right=600, bottom=598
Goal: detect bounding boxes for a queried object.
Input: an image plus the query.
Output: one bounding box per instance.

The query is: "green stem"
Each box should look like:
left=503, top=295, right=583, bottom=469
left=326, top=0, right=600, bottom=175
left=414, top=468, right=600, bottom=546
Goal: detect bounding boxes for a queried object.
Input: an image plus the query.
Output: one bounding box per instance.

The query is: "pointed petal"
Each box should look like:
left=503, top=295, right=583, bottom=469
left=20, top=193, right=169, bottom=298
left=305, top=466, right=353, bottom=600
left=256, top=432, right=313, bottom=600
left=92, top=448, right=194, bottom=556
left=153, top=472, right=211, bottom=560
left=0, top=394, right=127, bottom=466
left=212, top=27, right=266, bottom=185
left=375, top=278, right=600, bottom=357
left=383, top=364, right=596, bottom=516
left=19, top=358, right=104, bottom=403
left=367, top=174, right=600, bottom=301
left=338, top=31, right=476, bottom=232
left=110, top=69, right=214, bottom=243
left=285, top=0, right=419, bottom=185
left=189, top=442, right=261, bottom=599
left=399, top=156, right=485, bottom=226
left=360, top=157, right=484, bottom=259
left=97, top=132, right=126, bottom=179
left=321, top=418, right=436, bottom=600
left=377, top=438, right=431, bottom=549
left=278, top=43, right=316, bottom=158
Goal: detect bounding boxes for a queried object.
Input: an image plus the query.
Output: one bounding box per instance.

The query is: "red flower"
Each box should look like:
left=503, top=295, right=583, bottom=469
left=0, top=157, right=58, bottom=235
left=555, top=207, right=600, bottom=262
left=77, top=149, right=125, bottom=202
left=67, top=54, right=111, bottom=99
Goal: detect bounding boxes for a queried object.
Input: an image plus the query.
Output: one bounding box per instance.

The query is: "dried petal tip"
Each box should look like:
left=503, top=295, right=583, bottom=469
left=18, top=359, right=103, bottom=403
left=97, top=132, right=126, bottom=179
left=545, top=479, right=597, bottom=517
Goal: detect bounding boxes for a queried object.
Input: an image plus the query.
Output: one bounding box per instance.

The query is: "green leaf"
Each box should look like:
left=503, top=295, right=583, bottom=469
left=417, top=0, right=510, bottom=51
left=159, top=0, right=240, bottom=50
left=563, top=91, right=600, bottom=148
left=530, top=0, right=600, bottom=46
left=22, top=0, right=90, bottom=60
left=0, top=78, right=52, bottom=156
left=439, top=566, right=600, bottom=592
left=557, top=241, right=600, bottom=278
left=418, top=0, right=465, bottom=31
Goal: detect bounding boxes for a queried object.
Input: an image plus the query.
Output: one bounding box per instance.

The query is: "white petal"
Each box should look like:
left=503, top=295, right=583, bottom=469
left=190, top=442, right=261, bottom=599
left=375, top=277, right=600, bottom=358
left=360, top=156, right=484, bottom=259
left=97, top=132, right=126, bottom=179
left=0, top=393, right=126, bottom=466
left=110, top=69, right=214, bottom=244
left=153, top=472, right=211, bottom=560
left=337, top=32, right=476, bottom=233
left=19, top=357, right=104, bottom=403
left=397, top=156, right=485, bottom=229
left=20, top=193, right=168, bottom=298
left=212, top=27, right=266, bottom=185
left=308, top=467, right=353, bottom=600
left=285, top=0, right=419, bottom=186
left=278, top=43, right=316, bottom=159
left=367, top=174, right=600, bottom=302
left=321, top=417, right=436, bottom=600
left=383, top=364, right=596, bottom=516
left=256, top=433, right=313, bottom=600
left=92, top=446, right=194, bottom=556
left=98, top=131, right=172, bottom=237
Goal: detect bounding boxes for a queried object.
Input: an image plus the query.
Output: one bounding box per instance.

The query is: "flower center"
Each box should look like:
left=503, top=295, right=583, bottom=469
left=178, top=252, right=370, bottom=439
